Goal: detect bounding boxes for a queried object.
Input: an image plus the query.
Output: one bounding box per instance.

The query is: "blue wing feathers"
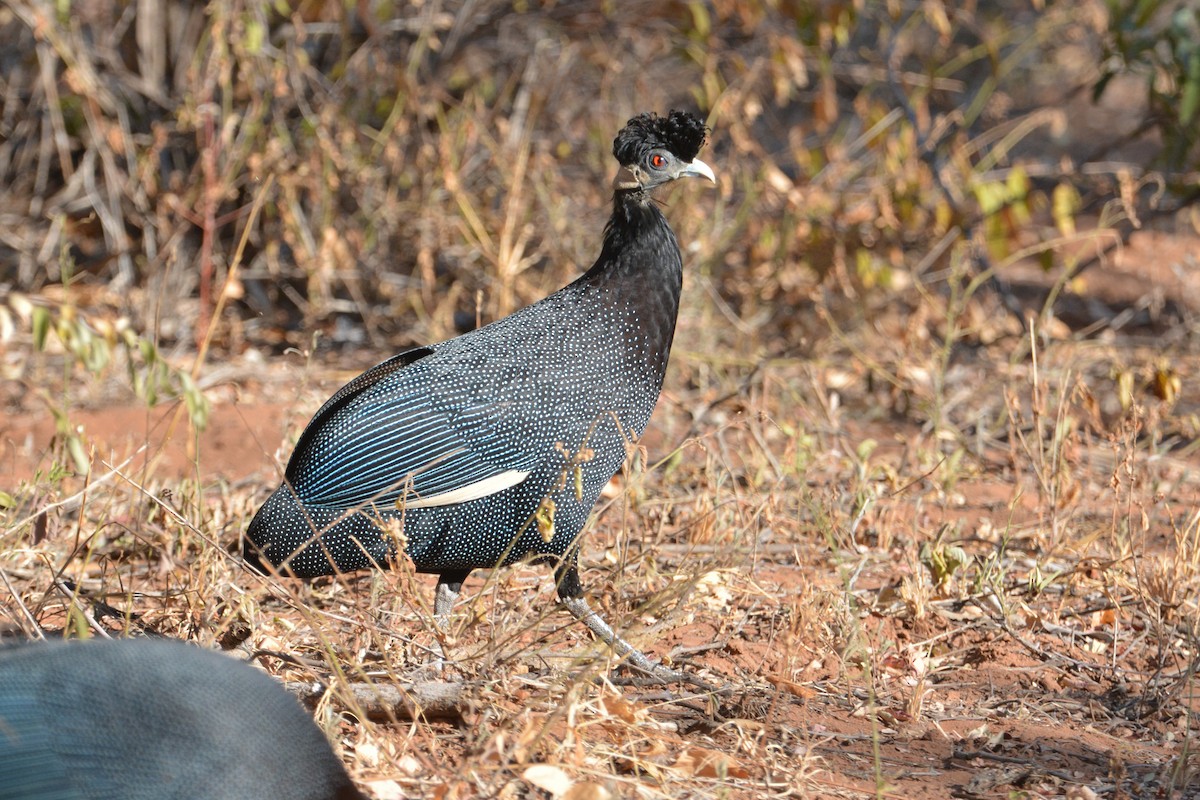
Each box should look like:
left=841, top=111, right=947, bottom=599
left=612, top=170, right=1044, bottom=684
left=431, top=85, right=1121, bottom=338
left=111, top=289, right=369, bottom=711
left=285, top=293, right=644, bottom=512
left=288, top=343, right=544, bottom=508
left=287, top=345, right=434, bottom=471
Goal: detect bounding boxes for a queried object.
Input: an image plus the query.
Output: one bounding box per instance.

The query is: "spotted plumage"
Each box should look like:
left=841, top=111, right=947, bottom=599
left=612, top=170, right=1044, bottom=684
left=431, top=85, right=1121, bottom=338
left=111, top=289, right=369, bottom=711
left=245, top=110, right=714, bottom=674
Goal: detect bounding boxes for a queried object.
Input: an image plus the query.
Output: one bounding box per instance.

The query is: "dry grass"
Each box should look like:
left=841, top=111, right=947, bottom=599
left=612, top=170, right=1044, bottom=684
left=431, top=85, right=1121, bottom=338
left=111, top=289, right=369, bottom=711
left=3, top=1, right=1200, bottom=798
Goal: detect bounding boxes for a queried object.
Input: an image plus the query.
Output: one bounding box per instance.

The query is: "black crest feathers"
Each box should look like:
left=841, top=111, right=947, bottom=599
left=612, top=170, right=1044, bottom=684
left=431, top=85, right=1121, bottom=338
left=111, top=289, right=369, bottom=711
left=612, top=110, right=709, bottom=166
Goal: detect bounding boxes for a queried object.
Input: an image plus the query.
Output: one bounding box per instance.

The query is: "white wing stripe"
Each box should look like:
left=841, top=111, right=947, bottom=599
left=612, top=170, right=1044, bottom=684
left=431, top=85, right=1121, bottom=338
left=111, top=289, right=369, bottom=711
left=399, top=469, right=531, bottom=508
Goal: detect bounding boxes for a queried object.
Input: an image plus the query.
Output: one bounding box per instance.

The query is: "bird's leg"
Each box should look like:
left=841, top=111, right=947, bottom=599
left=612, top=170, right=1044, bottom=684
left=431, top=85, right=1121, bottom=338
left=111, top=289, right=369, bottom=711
left=433, top=570, right=470, bottom=628
left=560, top=594, right=662, bottom=673
left=425, top=570, right=470, bottom=672
left=555, top=562, right=682, bottom=681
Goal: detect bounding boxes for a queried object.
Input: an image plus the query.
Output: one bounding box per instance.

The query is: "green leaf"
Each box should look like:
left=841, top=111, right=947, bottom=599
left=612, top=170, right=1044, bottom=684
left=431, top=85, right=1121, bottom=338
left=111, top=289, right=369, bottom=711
left=67, top=434, right=90, bottom=476
left=1092, top=70, right=1114, bottom=103
left=1180, top=53, right=1200, bottom=125
left=86, top=337, right=111, bottom=373
left=180, top=373, right=210, bottom=432
left=1052, top=182, right=1081, bottom=238
left=973, top=181, right=1003, bottom=216
left=920, top=541, right=971, bottom=589
left=687, top=0, right=710, bottom=38
left=1005, top=164, right=1029, bottom=199
left=244, top=18, right=265, bottom=54
left=32, top=307, right=51, bottom=350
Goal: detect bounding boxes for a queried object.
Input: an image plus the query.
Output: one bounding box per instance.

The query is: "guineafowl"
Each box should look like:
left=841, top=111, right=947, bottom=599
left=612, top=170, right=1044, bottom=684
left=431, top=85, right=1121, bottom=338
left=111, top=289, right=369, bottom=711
left=0, top=638, right=365, bottom=800
left=245, top=110, right=715, bottom=676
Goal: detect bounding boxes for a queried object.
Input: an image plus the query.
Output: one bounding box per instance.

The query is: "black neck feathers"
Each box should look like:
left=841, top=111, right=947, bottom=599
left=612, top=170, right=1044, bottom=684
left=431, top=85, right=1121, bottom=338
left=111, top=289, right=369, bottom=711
left=574, top=190, right=683, bottom=381
left=587, top=191, right=682, bottom=283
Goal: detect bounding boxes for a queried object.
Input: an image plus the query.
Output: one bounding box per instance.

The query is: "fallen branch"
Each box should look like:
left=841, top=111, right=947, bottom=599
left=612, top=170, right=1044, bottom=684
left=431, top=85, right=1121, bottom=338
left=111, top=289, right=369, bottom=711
left=284, top=680, right=465, bottom=722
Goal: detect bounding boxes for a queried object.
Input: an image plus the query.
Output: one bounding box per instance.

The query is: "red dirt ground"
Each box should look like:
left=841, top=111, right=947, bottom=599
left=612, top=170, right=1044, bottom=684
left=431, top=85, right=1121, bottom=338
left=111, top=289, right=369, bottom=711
left=3, top=228, right=1198, bottom=799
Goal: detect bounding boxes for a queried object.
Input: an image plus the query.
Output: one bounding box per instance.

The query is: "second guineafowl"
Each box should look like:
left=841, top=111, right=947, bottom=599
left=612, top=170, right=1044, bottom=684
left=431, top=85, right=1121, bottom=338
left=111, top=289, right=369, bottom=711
left=0, top=638, right=365, bottom=800
left=245, top=110, right=715, bottom=675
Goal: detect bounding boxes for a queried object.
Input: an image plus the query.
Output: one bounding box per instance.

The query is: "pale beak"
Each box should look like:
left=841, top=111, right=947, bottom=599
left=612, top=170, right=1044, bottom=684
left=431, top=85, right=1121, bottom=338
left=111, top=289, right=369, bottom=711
left=682, top=157, right=716, bottom=184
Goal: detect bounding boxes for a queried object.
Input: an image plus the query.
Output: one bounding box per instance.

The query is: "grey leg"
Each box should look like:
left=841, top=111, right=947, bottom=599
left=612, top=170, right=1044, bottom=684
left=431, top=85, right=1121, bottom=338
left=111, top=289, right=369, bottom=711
left=560, top=594, right=664, bottom=673
left=421, top=571, right=470, bottom=673
left=433, top=570, right=469, bottom=627
left=555, top=562, right=684, bottom=681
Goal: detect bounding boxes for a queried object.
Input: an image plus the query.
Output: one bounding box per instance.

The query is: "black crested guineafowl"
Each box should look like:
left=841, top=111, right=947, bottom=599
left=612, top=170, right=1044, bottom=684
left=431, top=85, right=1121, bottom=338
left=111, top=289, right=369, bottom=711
left=244, top=110, right=715, bottom=676
left=0, top=637, right=365, bottom=800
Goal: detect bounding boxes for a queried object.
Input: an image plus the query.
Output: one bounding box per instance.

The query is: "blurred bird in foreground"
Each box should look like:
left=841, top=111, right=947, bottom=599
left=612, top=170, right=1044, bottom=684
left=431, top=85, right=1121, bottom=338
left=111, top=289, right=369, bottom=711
left=0, top=638, right=365, bottom=800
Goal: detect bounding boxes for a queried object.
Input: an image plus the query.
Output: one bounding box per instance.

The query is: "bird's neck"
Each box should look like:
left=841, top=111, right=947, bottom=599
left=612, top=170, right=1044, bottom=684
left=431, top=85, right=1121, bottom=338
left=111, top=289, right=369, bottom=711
left=577, top=190, right=684, bottom=379
left=587, top=191, right=684, bottom=286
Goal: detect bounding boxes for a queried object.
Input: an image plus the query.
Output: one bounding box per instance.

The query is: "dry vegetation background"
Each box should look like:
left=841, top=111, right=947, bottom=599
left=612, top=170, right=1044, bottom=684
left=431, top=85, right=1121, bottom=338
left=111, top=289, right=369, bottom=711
left=2, top=0, right=1200, bottom=798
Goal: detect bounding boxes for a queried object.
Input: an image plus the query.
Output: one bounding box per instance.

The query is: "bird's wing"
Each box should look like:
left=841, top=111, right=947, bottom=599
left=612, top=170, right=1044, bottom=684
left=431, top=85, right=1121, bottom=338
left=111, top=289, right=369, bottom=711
left=295, top=345, right=436, bottom=452
left=285, top=347, right=539, bottom=509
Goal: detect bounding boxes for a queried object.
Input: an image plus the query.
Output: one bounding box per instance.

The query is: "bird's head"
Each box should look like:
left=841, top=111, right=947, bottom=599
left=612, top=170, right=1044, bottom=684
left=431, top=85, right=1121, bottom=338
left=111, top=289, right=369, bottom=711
left=612, top=110, right=715, bottom=193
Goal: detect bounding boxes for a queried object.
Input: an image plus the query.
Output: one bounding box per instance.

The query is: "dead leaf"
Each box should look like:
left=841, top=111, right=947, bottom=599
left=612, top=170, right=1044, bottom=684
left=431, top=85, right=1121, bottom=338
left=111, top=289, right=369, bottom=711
left=599, top=693, right=641, bottom=723
left=366, top=780, right=406, bottom=800
left=765, top=674, right=815, bottom=699
left=672, top=746, right=750, bottom=779
left=395, top=755, right=422, bottom=776
left=562, top=785, right=612, bottom=800
left=356, top=742, right=382, bottom=767
left=523, top=764, right=572, bottom=798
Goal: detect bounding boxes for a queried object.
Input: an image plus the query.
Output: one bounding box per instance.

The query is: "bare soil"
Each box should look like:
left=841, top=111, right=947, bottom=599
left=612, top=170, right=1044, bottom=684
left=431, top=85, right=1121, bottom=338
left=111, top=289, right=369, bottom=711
left=3, top=224, right=1197, bottom=798
left=3, top=3, right=1200, bottom=796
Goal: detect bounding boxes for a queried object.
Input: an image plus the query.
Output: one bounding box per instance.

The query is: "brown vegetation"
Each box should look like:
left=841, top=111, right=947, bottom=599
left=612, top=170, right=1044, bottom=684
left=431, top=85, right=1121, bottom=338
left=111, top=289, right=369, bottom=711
left=2, top=1, right=1199, bottom=797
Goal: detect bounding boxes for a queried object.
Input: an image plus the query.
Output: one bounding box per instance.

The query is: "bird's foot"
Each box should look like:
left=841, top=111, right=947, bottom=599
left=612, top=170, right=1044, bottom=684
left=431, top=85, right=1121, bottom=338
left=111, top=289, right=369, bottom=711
left=559, top=595, right=718, bottom=692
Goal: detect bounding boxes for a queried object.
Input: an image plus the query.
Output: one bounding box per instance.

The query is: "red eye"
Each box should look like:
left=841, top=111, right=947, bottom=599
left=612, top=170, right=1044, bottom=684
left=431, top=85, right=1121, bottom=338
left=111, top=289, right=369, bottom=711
left=649, top=154, right=667, bottom=169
